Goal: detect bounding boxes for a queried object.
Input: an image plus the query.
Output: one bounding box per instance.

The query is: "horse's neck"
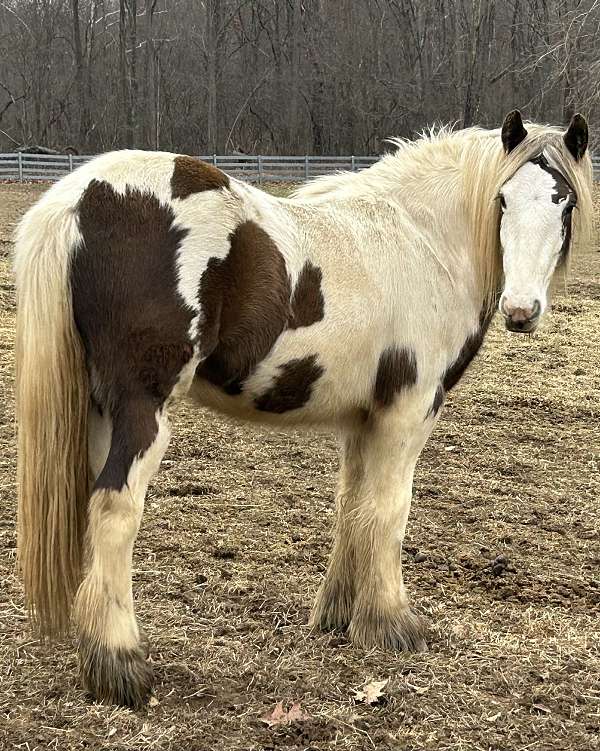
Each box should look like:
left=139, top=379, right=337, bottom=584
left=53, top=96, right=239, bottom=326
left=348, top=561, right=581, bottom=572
left=381, top=156, right=498, bottom=316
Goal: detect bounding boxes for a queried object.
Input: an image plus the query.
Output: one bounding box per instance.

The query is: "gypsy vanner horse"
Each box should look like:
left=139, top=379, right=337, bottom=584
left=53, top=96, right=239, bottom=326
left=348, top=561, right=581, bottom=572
left=14, top=111, right=592, bottom=706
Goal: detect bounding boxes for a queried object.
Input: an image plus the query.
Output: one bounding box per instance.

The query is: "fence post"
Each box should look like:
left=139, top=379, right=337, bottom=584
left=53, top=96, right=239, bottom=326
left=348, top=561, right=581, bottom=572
left=258, top=155, right=263, bottom=185
left=305, top=155, right=309, bottom=180
left=213, top=154, right=217, bottom=167
left=68, top=153, right=73, bottom=172
left=351, top=155, right=356, bottom=172
left=18, top=152, right=23, bottom=182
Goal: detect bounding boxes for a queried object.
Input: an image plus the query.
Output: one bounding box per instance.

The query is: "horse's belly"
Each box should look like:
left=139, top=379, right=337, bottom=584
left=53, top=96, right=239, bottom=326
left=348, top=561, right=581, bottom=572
left=188, top=355, right=365, bottom=429
left=188, top=374, right=324, bottom=427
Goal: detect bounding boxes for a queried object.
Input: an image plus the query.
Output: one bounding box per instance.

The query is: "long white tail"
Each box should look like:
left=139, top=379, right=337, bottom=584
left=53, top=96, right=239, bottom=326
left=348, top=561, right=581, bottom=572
left=14, top=196, right=90, bottom=637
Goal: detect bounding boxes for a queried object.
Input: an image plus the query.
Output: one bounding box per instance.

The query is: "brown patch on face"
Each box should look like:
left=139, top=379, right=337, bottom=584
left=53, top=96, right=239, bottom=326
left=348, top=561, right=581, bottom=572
left=255, top=355, right=324, bottom=413
left=196, top=220, right=292, bottom=394
left=171, top=155, right=230, bottom=199
left=374, top=346, right=418, bottom=407
left=72, top=180, right=194, bottom=489
left=442, top=308, right=495, bottom=392
left=289, top=261, right=325, bottom=329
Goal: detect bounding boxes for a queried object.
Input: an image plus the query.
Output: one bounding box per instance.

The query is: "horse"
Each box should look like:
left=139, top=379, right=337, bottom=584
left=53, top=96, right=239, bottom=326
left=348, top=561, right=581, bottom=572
left=14, top=110, right=593, bottom=708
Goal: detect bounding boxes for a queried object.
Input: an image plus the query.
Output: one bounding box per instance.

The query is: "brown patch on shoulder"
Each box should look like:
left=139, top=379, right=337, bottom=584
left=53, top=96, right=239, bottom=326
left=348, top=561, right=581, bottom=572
left=255, top=355, right=324, bottom=413
left=289, top=261, right=325, bottom=329
left=442, top=308, right=495, bottom=391
left=196, top=220, right=291, bottom=394
left=374, top=346, right=417, bottom=407
left=426, top=384, right=445, bottom=419
left=171, top=155, right=230, bottom=199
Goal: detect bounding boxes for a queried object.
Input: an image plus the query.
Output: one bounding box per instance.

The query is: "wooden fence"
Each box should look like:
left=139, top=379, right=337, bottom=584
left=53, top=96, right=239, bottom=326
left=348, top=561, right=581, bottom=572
left=0, top=151, right=598, bottom=183
left=0, top=153, right=378, bottom=184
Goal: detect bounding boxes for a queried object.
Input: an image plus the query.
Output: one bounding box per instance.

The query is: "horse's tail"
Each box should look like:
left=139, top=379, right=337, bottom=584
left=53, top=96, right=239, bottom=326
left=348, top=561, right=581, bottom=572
left=14, top=193, right=90, bottom=638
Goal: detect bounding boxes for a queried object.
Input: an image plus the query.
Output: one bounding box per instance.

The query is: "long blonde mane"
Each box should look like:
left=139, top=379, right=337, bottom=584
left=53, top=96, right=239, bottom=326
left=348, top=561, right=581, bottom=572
left=293, top=124, right=593, bottom=313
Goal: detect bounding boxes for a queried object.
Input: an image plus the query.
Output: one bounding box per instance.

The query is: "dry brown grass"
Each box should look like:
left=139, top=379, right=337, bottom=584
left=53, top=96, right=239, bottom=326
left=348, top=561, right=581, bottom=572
left=0, top=182, right=599, bottom=750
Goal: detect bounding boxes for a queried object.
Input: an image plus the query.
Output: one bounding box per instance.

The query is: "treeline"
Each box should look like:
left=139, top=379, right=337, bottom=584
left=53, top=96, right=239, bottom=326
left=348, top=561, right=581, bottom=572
left=0, top=0, right=598, bottom=155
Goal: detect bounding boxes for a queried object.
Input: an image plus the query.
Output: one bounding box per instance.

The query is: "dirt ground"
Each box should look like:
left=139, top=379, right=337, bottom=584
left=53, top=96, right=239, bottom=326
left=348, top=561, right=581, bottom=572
left=0, top=181, right=599, bottom=751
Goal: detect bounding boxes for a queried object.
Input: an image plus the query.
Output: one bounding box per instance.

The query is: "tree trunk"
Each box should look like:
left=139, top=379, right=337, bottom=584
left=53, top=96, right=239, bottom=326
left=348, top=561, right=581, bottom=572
left=145, top=0, right=157, bottom=149
left=71, top=0, right=88, bottom=148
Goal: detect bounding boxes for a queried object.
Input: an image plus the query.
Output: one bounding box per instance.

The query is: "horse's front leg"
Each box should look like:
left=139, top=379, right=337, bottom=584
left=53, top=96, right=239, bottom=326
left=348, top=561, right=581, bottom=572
left=74, top=403, right=170, bottom=707
left=310, top=433, right=364, bottom=632
left=350, top=407, right=433, bottom=651
left=313, top=402, right=435, bottom=651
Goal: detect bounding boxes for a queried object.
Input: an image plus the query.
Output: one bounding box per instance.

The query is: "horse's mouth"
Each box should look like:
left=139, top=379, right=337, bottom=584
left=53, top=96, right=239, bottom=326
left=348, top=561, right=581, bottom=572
left=505, top=317, right=539, bottom=334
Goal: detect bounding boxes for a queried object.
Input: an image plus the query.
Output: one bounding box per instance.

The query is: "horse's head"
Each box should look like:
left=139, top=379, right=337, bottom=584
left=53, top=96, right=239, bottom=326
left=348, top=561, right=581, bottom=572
left=497, top=110, right=589, bottom=333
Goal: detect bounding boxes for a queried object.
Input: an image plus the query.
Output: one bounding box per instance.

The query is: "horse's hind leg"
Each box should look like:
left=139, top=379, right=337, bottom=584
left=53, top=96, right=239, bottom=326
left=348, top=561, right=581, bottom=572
left=75, top=400, right=170, bottom=707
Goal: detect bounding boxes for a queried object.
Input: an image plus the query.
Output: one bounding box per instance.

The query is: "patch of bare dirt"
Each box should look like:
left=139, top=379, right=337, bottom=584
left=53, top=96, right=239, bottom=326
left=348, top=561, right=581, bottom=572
left=0, top=183, right=599, bottom=750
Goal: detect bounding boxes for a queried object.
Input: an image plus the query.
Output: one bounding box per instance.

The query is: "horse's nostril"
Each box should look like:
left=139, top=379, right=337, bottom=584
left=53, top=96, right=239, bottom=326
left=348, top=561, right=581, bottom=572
left=503, top=301, right=541, bottom=324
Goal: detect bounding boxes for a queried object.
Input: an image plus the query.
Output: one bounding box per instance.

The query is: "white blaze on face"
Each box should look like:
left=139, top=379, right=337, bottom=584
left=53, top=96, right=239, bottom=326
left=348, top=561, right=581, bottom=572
left=499, top=159, right=572, bottom=325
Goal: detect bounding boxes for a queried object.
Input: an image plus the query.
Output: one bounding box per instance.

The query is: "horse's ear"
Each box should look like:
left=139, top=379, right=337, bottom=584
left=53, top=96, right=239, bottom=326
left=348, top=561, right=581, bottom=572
left=501, top=110, right=528, bottom=154
left=564, top=113, right=588, bottom=161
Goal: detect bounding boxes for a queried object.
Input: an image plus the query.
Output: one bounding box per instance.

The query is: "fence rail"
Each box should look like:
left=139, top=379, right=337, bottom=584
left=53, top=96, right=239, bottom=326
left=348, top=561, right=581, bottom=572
left=0, top=152, right=378, bottom=184
left=0, top=151, right=598, bottom=183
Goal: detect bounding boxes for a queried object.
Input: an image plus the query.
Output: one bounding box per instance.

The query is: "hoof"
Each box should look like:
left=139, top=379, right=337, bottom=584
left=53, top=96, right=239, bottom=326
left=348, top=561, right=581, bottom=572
left=79, top=637, right=154, bottom=708
left=310, top=577, right=354, bottom=633
left=349, top=604, right=428, bottom=652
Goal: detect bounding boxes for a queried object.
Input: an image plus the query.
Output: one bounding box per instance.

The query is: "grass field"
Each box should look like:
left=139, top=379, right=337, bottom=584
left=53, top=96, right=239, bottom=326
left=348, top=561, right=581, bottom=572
left=0, top=182, right=599, bottom=750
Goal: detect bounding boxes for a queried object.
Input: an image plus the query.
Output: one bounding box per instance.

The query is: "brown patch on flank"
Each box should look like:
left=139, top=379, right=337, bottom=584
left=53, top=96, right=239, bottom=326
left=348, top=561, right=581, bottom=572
left=196, top=220, right=291, bottom=394
left=255, top=355, right=324, bottom=413
left=72, top=180, right=194, bottom=489
left=289, top=261, right=325, bottom=329
left=171, top=155, right=230, bottom=199
left=374, top=346, right=417, bottom=407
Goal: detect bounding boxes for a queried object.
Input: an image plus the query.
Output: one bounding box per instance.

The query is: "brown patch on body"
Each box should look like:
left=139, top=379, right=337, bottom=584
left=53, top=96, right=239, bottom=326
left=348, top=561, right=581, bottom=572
left=255, top=355, right=324, bottom=413
left=171, top=155, right=230, bottom=199
left=374, top=346, right=418, bottom=407
left=72, top=180, right=194, bottom=489
left=427, top=384, right=445, bottom=418
left=289, top=261, right=325, bottom=329
left=195, top=220, right=291, bottom=394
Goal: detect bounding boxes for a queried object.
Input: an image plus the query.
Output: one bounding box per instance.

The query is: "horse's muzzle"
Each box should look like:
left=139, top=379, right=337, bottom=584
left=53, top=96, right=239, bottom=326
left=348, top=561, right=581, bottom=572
left=501, top=299, right=541, bottom=334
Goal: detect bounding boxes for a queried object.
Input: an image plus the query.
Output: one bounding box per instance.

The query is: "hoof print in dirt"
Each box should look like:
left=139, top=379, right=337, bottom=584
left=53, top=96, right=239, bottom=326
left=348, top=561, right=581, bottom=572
left=212, top=546, right=237, bottom=560
left=490, top=554, right=512, bottom=576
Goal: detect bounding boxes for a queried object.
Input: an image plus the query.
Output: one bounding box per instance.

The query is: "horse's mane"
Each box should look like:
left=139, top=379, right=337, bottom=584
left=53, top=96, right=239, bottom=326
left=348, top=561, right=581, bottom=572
left=292, top=124, right=594, bottom=313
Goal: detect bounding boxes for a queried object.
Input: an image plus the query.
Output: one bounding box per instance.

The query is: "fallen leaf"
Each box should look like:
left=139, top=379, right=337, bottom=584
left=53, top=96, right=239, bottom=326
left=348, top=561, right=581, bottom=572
left=148, top=695, right=159, bottom=707
left=261, top=701, right=309, bottom=727
left=353, top=678, right=389, bottom=705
